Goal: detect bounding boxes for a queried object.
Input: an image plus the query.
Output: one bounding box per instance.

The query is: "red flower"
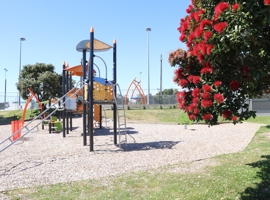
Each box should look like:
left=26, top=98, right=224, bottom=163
left=207, top=44, right=214, bottom=55
left=214, top=80, right=222, bottom=87
left=201, top=67, right=212, bottom=74
left=189, top=114, right=196, bottom=120
left=213, top=22, right=228, bottom=34
left=214, top=93, right=225, bottom=104
left=201, top=99, right=213, bottom=108
left=243, top=66, right=248, bottom=74
left=231, top=115, right=238, bottom=121
left=203, top=113, right=213, bottom=121
left=186, top=5, right=193, bottom=13
left=232, top=3, right=240, bottom=11
left=195, top=27, right=204, bottom=38
left=202, top=84, right=212, bottom=92
left=200, top=19, right=212, bottom=30
left=188, top=103, right=196, bottom=112
left=192, top=88, right=201, bottom=97
left=192, top=76, right=201, bottom=84
left=178, top=103, right=185, bottom=109
left=176, top=91, right=186, bottom=99
left=193, top=108, right=199, bottom=115
left=197, top=54, right=204, bottom=63
left=204, top=31, right=213, bottom=41
left=214, top=2, right=229, bottom=18
left=201, top=92, right=211, bottom=99
left=198, top=42, right=207, bottom=54
left=179, top=34, right=186, bottom=42
left=188, top=75, right=193, bottom=83
left=178, top=79, right=188, bottom=87
left=174, top=68, right=184, bottom=79
left=193, top=12, right=201, bottom=23
left=229, top=80, right=240, bottom=91
left=192, top=97, right=200, bottom=105
left=188, top=32, right=195, bottom=43
left=222, top=110, right=232, bottom=119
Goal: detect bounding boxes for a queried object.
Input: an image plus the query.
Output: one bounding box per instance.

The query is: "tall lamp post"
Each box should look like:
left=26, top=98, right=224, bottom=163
left=146, top=28, right=151, bottom=105
left=160, top=54, right=162, bottom=104
left=19, top=37, right=26, bottom=108
left=4, top=68, right=8, bottom=104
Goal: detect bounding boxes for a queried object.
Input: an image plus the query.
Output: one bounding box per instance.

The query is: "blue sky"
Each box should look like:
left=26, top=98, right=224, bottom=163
left=0, top=0, right=190, bottom=102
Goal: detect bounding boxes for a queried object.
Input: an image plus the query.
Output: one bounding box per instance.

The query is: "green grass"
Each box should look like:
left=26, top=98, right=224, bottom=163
left=105, top=108, right=189, bottom=124
left=1, top=109, right=270, bottom=199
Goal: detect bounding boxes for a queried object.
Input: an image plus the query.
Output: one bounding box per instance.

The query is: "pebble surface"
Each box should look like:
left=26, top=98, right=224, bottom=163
left=0, top=118, right=261, bottom=192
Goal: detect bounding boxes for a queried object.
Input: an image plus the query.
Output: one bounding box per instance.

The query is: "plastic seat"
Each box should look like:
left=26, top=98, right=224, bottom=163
left=50, top=116, right=63, bottom=132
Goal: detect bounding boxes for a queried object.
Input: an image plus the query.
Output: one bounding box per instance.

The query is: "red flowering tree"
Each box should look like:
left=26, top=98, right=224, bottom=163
left=169, top=0, right=270, bottom=125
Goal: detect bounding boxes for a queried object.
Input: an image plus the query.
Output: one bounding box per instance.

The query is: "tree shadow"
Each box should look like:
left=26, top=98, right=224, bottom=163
left=241, top=155, right=270, bottom=199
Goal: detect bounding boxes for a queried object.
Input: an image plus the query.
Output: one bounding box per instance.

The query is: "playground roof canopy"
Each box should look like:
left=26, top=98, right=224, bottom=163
left=65, top=64, right=96, bottom=76
left=76, top=39, right=112, bottom=52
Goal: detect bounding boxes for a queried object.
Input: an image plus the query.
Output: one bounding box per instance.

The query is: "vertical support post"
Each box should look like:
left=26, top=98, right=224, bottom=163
left=82, top=50, right=87, bottom=146
left=62, top=62, right=66, bottom=137
left=89, top=27, right=94, bottom=151
left=49, top=99, right=52, bottom=134
left=66, top=70, right=69, bottom=135
left=69, top=71, right=73, bottom=131
left=113, top=39, right=117, bottom=144
left=99, top=105, right=102, bottom=129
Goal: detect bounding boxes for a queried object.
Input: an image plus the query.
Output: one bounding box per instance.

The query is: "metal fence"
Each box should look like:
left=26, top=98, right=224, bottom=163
left=0, top=90, right=177, bottom=111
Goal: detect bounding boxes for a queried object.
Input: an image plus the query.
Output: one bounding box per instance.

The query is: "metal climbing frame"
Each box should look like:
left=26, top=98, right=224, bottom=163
left=113, top=83, right=127, bottom=147
left=0, top=82, right=84, bottom=153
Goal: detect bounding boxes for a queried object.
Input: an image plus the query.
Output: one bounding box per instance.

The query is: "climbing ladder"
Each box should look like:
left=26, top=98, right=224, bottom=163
left=0, top=82, right=84, bottom=153
left=113, top=83, right=127, bottom=147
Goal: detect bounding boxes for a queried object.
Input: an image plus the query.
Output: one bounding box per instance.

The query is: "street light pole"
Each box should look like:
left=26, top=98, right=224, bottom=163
left=146, top=28, right=151, bottom=105
left=4, top=68, right=7, bottom=103
left=160, top=54, right=162, bottom=104
left=19, top=37, right=26, bottom=108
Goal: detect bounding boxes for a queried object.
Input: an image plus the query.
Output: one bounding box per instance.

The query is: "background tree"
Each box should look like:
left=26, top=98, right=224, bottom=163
left=169, top=0, right=270, bottom=125
left=16, top=63, right=62, bottom=101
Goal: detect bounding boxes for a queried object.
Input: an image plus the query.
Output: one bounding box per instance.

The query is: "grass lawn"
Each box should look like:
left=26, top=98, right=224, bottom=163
left=1, top=109, right=270, bottom=199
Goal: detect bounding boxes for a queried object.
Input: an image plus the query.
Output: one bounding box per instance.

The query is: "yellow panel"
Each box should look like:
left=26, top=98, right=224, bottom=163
left=84, top=85, right=88, bottom=100
left=94, top=104, right=101, bottom=122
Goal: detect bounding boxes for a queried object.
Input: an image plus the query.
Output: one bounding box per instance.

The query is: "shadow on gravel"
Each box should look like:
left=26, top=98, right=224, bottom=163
left=92, top=127, right=138, bottom=136
left=119, top=141, right=179, bottom=151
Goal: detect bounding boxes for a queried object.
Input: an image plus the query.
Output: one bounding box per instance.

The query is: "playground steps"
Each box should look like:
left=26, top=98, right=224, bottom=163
left=113, top=83, right=127, bottom=146
left=0, top=83, right=84, bottom=153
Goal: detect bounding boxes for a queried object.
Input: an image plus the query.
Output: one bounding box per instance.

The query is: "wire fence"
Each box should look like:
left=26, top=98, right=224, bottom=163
left=0, top=91, right=177, bottom=111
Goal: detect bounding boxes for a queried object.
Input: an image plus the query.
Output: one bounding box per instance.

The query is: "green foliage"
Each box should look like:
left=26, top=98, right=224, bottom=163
left=178, top=112, right=191, bottom=124
left=170, top=1, right=270, bottom=125
left=16, top=63, right=62, bottom=101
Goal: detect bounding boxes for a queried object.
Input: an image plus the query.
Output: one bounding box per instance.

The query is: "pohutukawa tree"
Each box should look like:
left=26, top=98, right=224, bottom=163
left=169, top=0, right=270, bottom=125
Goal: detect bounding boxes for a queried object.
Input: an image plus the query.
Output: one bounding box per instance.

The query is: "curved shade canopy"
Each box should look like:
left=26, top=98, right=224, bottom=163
left=76, top=39, right=112, bottom=52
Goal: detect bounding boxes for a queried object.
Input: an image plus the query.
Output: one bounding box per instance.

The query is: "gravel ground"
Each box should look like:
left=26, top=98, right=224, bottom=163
left=0, top=118, right=261, bottom=192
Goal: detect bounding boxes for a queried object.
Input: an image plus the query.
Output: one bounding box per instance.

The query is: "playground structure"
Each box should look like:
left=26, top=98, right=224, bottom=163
left=124, top=78, right=146, bottom=105
left=0, top=27, right=126, bottom=153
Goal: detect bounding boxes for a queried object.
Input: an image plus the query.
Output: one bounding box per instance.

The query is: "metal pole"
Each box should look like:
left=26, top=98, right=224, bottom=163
left=89, top=27, right=94, bottom=152
left=19, top=38, right=26, bottom=109
left=4, top=68, right=7, bottom=103
left=82, top=50, right=87, bottom=146
left=146, top=28, right=151, bottom=105
left=62, top=62, right=66, bottom=137
left=160, top=54, right=162, bottom=104
left=113, top=39, right=117, bottom=145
